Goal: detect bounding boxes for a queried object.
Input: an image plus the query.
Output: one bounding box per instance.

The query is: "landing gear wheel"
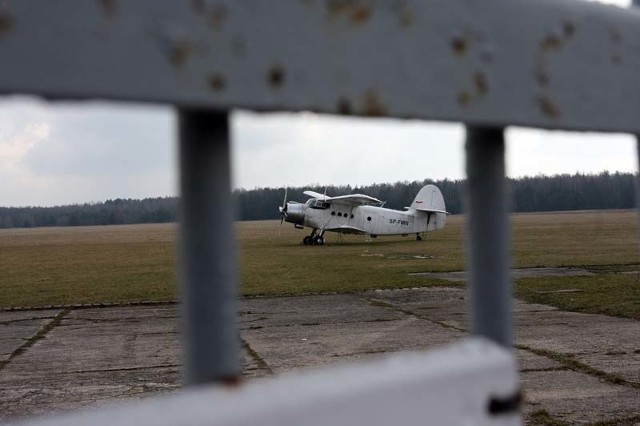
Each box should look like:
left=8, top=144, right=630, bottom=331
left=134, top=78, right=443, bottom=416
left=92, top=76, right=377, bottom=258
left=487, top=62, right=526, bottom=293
left=313, top=236, right=325, bottom=246
left=303, top=236, right=313, bottom=245
left=416, top=233, right=422, bottom=241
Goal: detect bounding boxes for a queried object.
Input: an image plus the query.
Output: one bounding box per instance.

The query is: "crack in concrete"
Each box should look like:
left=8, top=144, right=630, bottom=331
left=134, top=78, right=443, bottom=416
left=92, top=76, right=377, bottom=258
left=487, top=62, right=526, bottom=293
left=361, top=296, right=468, bottom=333
left=516, top=344, right=640, bottom=391
left=241, top=338, right=273, bottom=375
left=64, top=364, right=181, bottom=375
left=0, top=308, right=70, bottom=373
left=0, top=316, right=58, bottom=326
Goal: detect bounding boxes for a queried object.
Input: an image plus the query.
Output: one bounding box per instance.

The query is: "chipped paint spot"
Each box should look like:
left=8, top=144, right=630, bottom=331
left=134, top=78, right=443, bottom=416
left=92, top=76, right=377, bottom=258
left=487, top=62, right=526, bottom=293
left=210, top=5, right=228, bottom=30
left=326, top=0, right=373, bottom=26
left=208, top=73, right=226, bottom=92
left=457, top=91, right=472, bottom=108
left=169, top=39, right=193, bottom=68
left=267, top=65, right=286, bottom=88
left=0, top=11, right=12, bottom=36
left=538, top=96, right=560, bottom=120
left=474, top=72, right=488, bottom=96
left=337, top=97, right=352, bottom=115
left=451, top=36, right=468, bottom=56
left=362, top=89, right=387, bottom=116
left=100, top=0, right=118, bottom=21
left=540, top=35, right=562, bottom=52
left=562, top=21, right=575, bottom=39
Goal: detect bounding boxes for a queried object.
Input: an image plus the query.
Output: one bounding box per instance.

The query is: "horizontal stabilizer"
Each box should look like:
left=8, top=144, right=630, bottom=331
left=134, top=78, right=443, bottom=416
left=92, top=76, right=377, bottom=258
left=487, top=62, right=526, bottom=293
left=415, top=207, right=449, bottom=215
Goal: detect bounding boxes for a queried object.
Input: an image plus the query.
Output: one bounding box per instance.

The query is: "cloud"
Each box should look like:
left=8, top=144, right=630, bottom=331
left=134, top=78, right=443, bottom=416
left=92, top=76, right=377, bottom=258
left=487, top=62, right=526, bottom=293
left=0, top=98, right=176, bottom=207
left=232, top=111, right=465, bottom=189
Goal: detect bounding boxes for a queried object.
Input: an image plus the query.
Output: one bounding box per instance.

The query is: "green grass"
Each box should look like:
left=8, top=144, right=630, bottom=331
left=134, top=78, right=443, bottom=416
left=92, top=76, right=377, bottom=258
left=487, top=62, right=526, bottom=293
left=515, top=274, right=640, bottom=320
left=1, top=210, right=640, bottom=322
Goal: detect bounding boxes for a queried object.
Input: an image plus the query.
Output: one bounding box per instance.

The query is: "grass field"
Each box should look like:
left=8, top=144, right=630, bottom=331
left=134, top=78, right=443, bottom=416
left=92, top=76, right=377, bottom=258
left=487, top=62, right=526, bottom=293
left=0, top=210, right=639, bottom=319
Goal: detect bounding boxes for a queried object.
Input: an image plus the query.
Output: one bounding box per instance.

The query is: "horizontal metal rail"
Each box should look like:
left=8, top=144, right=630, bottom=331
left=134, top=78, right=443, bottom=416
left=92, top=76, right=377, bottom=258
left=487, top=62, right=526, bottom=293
left=0, top=0, right=639, bottom=132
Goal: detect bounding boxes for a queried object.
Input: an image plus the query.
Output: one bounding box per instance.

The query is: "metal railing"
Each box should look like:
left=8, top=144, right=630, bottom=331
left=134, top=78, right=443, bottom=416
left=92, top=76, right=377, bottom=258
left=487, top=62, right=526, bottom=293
left=2, top=0, right=638, bottom=424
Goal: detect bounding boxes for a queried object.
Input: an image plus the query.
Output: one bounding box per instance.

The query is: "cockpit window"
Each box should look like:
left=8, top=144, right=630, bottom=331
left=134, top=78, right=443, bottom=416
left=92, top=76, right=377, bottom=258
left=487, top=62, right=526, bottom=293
left=308, top=199, right=330, bottom=209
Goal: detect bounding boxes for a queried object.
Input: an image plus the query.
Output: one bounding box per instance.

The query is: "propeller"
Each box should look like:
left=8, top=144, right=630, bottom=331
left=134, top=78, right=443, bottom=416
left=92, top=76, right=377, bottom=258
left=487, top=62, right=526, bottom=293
left=278, top=188, right=288, bottom=237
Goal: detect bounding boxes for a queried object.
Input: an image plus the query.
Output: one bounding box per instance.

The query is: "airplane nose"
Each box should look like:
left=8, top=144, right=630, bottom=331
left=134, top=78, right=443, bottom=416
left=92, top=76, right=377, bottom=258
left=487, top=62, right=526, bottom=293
left=284, top=203, right=306, bottom=225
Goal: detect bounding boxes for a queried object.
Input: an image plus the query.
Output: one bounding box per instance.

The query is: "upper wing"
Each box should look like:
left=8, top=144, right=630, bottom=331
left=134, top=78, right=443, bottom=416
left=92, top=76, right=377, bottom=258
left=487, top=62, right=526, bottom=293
left=303, top=190, right=328, bottom=200
left=303, top=191, right=383, bottom=206
left=329, top=194, right=383, bottom=206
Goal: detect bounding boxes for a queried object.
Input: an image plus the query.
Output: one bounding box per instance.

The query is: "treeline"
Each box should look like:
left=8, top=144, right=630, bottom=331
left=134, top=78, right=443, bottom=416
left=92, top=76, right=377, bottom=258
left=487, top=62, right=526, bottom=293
left=0, top=172, right=636, bottom=229
left=0, top=197, right=177, bottom=229
left=235, top=172, right=636, bottom=220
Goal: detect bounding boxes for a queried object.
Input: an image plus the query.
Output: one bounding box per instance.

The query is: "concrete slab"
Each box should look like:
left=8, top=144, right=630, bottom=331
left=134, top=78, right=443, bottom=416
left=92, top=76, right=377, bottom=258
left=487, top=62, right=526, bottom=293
left=0, top=289, right=638, bottom=424
left=521, top=370, right=640, bottom=424
left=243, top=316, right=464, bottom=372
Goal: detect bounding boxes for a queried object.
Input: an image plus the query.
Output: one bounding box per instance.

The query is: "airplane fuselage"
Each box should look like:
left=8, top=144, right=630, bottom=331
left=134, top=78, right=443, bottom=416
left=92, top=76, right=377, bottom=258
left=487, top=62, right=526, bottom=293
left=303, top=204, right=442, bottom=236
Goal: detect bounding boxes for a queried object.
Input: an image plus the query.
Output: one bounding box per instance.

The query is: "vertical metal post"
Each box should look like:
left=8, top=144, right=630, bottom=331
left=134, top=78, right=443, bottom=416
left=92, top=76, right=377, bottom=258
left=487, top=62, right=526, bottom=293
left=636, top=138, right=640, bottom=245
left=178, top=109, right=239, bottom=385
left=465, top=126, right=512, bottom=349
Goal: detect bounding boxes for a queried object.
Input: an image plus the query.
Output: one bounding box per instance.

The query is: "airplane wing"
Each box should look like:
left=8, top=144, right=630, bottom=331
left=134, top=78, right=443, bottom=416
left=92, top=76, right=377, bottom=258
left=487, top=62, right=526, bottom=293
left=303, top=190, right=329, bottom=200
left=326, top=225, right=368, bottom=235
left=303, top=191, right=383, bottom=206
left=328, top=194, right=383, bottom=206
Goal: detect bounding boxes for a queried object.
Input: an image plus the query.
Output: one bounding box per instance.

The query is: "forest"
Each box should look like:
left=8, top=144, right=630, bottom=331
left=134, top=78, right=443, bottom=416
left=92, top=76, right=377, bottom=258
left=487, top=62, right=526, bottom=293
left=0, top=172, right=635, bottom=229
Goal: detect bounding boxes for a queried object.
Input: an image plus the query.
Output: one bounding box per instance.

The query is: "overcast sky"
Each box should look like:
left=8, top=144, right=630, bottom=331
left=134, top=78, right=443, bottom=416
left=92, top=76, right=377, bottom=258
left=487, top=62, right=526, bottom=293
left=0, top=0, right=634, bottom=207
left=0, top=97, right=635, bottom=207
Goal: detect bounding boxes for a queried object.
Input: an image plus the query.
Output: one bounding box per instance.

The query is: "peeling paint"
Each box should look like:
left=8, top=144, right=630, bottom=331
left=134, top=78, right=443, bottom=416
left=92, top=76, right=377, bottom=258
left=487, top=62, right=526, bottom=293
left=538, top=96, right=560, bottom=120
left=451, top=36, right=468, bottom=56
left=0, top=11, right=12, bottom=36
left=540, top=34, right=563, bottom=52
left=267, top=65, right=285, bottom=88
left=326, top=0, right=373, bottom=26
left=169, top=39, right=194, bottom=68
left=208, top=73, right=226, bottom=92
left=457, top=91, right=472, bottom=108
left=474, top=72, right=488, bottom=96
left=362, top=89, right=387, bottom=116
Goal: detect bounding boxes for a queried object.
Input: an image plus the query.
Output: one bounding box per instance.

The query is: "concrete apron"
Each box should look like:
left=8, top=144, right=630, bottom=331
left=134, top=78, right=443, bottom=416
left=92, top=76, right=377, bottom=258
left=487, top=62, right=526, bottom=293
left=0, top=288, right=638, bottom=424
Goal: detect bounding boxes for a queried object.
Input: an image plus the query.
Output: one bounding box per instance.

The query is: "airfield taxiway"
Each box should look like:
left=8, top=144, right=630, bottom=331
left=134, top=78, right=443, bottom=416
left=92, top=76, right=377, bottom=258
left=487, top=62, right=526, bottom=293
left=1, top=288, right=639, bottom=425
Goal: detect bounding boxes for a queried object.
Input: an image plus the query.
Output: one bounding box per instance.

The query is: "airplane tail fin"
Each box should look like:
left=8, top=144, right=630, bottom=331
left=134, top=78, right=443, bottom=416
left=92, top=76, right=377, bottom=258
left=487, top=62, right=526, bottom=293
left=411, top=184, right=448, bottom=230
left=411, top=184, right=447, bottom=214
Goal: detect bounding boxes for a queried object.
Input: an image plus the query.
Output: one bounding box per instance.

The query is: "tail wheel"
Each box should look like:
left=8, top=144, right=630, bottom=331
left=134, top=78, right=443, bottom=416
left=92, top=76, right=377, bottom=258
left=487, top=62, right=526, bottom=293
left=313, top=236, right=325, bottom=246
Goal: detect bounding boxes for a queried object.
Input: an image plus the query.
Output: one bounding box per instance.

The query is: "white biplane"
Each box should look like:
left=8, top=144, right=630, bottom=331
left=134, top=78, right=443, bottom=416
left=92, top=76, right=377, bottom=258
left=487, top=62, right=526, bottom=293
left=279, top=184, right=448, bottom=245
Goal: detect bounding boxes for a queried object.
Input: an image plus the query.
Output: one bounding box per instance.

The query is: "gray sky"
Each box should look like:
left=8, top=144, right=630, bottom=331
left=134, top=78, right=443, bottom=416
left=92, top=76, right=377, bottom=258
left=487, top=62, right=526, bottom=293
left=0, top=0, right=635, bottom=208
left=0, top=97, right=635, bottom=207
